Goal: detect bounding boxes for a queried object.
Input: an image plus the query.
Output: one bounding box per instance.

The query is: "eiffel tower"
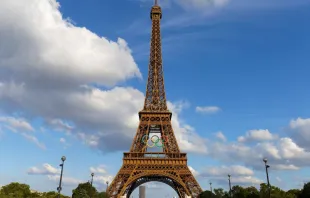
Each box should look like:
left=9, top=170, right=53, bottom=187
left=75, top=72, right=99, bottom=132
left=107, top=1, right=202, bottom=197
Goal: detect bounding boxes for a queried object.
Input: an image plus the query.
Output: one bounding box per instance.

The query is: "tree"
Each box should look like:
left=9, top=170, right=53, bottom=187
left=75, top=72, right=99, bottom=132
left=232, top=185, right=247, bottom=198
left=72, top=182, right=108, bottom=198
left=244, top=186, right=259, bottom=198
left=214, top=188, right=226, bottom=198
left=31, top=191, right=43, bottom=198
left=1, top=180, right=307, bottom=198
left=72, top=188, right=90, bottom=198
left=300, top=182, right=310, bottom=198
left=0, top=182, right=70, bottom=198
left=0, top=182, right=32, bottom=198
left=286, top=189, right=301, bottom=198
left=72, top=182, right=96, bottom=198
left=97, top=191, right=108, bottom=198
left=272, top=186, right=287, bottom=198
left=41, top=191, right=70, bottom=198
left=259, top=183, right=269, bottom=198
left=199, top=190, right=216, bottom=198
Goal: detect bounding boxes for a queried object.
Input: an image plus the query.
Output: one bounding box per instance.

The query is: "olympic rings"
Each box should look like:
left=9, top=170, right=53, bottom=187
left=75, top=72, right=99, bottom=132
left=141, top=134, right=169, bottom=148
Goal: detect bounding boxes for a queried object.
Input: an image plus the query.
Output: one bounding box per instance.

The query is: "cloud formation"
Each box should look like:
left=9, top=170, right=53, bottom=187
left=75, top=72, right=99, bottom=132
left=47, top=175, right=83, bottom=186
left=138, top=0, right=230, bottom=10
left=195, top=106, right=221, bottom=114
left=238, top=129, right=278, bottom=143
left=189, top=166, right=199, bottom=177
left=200, top=165, right=254, bottom=177
left=0, top=116, right=45, bottom=149
left=289, top=117, right=310, bottom=150
left=204, top=122, right=310, bottom=171
left=0, top=117, right=34, bottom=132
left=0, top=0, right=141, bottom=137
left=176, top=0, right=230, bottom=10
left=27, top=163, right=60, bottom=175
left=89, top=165, right=114, bottom=186
left=48, top=119, right=74, bottom=134
left=195, top=165, right=262, bottom=186
left=28, top=164, right=113, bottom=187
left=0, top=0, right=207, bottom=155
left=168, top=102, right=208, bottom=154
left=90, top=165, right=107, bottom=175
left=215, top=131, right=227, bottom=142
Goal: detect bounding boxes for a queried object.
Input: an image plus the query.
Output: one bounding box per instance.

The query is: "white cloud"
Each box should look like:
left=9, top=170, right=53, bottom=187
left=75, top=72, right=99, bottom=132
left=93, top=175, right=114, bottom=185
left=278, top=138, right=310, bottom=160
left=28, top=163, right=114, bottom=188
left=22, top=133, right=46, bottom=150
left=54, top=100, right=207, bottom=154
left=59, top=137, right=70, bottom=149
left=48, top=119, right=74, bottom=134
left=0, top=0, right=143, bottom=144
left=136, top=0, right=310, bottom=30
left=195, top=106, right=221, bottom=114
left=90, top=165, right=107, bottom=175
left=0, top=116, right=46, bottom=149
left=60, top=138, right=66, bottom=144
left=168, top=102, right=208, bottom=154
left=200, top=165, right=254, bottom=177
left=0, top=0, right=141, bottom=87
left=215, top=131, right=227, bottom=142
left=272, top=164, right=299, bottom=171
left=289, top=117, right=310, bottom=150
left=88, top=165, right=114, bottom=186
left=27, top=163, right=60, bottom=175
left=228, top=176, right=263, bottom=185
left=47, top=175, right=83, bottom=186
left=0, top=0, right=142, bottom=149
left=199, top=165, right=262, bottom=186
left=238, top=129, right=278, bottom=143
left=0, top=116, right=34, bottom=132
left=176, top=0, right=230, bottom=10
left=138, top=0, right=230, bottom=10
left=205, top=134, right=310, bottom=170
left=189, top=166, right=199, bottom=177
left=0, top=0, right=209, bottom=154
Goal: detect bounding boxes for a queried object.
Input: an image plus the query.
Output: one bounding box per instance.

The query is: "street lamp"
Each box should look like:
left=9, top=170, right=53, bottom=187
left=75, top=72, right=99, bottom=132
left=90, top=173, right=94, bottom=187
left=57, top=156, right=66, bottom=198
left=106, top=181, right=109, bottom=197
left=210, top=182, right=212, bottom=196
left=228, top=174, right=232, bottom=198
left=263, top=158, right=271, bottom=198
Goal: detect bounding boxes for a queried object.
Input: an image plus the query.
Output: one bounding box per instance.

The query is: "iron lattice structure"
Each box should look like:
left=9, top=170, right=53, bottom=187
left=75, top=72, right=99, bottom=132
left=107, top=1, right=202, bottom=197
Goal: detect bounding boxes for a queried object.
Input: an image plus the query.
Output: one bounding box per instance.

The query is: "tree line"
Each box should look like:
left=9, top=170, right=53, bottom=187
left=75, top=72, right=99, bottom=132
left=0, top=182, right=107, bottom=198
left=1, top=181, right=309, bottom=198
left=199, top=182, right=310, bottom=198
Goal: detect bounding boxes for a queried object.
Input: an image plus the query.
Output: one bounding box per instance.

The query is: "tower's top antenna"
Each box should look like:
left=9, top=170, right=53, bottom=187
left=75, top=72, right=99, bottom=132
left=154, top=0, right=158, bottom=6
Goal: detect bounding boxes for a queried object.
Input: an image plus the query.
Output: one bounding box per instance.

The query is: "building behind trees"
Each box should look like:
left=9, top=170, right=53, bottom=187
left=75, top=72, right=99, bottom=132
left=139, top=185, right=146, bottom=198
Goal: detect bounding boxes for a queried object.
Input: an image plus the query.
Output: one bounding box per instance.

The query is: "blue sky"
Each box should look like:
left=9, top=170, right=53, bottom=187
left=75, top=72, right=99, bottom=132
left=0, top=0, right=310, bottom=197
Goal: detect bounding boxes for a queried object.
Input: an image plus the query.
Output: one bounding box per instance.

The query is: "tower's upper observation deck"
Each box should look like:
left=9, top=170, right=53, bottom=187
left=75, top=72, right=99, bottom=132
left=150, top=0, right=162, bottom=19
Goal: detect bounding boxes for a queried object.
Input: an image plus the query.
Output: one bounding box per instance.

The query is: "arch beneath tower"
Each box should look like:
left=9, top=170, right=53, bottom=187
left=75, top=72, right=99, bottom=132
left=119, top=173, right=191, bottom=198
left=126, top=176, right=181, bottom=197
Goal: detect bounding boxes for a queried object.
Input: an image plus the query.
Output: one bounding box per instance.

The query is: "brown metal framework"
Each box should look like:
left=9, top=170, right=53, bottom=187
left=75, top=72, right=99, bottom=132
left=107, top=1, right=202, bottom=197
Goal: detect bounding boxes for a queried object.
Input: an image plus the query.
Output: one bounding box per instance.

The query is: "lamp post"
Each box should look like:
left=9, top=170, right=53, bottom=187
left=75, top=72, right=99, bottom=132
left=263, top=158, right=271, bottom=198
left=57, top=156, right=66, bottom=198
left=88, top=173, right=95, bottom=198
left=228, top=174, right=232, bottom=198
left=90, top=173, right=94, bottom=187
left=106, top=181, right=109, bottom=197
left=210, top=182, right=212, bottom=197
